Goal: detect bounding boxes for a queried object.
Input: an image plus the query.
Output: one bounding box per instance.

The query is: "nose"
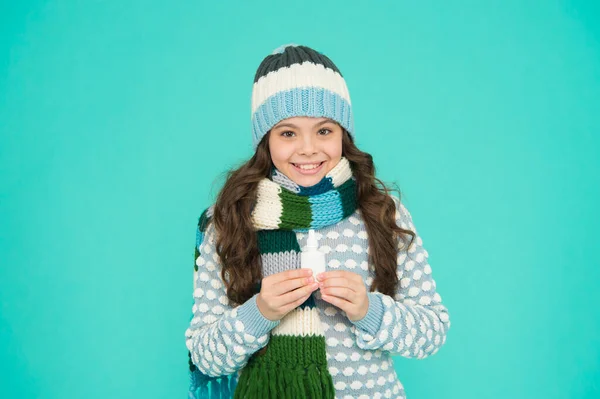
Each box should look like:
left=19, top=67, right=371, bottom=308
left=298, top=133, right=317, bottom=155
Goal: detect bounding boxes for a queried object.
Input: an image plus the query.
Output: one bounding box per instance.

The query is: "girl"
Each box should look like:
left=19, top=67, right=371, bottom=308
left=185, top=44, right=451, bottom=399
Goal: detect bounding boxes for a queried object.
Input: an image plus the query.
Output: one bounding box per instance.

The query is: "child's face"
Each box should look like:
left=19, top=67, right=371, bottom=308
left=268, top=116, right=343, bottom=187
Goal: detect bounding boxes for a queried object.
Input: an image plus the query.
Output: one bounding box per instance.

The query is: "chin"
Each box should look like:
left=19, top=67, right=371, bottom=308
left=287, top=168, right=326, bottom=187
left=295, top=176, right=322, bottom=187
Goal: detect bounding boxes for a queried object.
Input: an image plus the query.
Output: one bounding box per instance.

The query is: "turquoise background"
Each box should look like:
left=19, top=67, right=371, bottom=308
left=1, top=0, right=599, bottom=398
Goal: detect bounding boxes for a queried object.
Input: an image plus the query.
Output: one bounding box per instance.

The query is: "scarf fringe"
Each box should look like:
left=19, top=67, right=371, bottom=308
left=189, top=369, right=238, bottom=399
left=233, top=362, right=334, bottom=399
left=232, top=334, right=335, bottom=399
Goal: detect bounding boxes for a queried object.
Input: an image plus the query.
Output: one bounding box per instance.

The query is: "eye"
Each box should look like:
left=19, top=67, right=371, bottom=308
left=318, top=128, right=333, bottom=135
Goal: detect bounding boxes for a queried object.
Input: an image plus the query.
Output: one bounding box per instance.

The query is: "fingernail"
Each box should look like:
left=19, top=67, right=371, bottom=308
left=306, top=277, right=314, bottom=283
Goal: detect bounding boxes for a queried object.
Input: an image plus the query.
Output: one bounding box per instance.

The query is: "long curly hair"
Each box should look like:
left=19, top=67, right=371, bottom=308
left=210, top=129, right=415, bottom=306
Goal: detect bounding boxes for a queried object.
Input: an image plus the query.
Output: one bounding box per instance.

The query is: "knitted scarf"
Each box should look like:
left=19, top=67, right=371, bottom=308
left=189, top=157, right=358, bottom=399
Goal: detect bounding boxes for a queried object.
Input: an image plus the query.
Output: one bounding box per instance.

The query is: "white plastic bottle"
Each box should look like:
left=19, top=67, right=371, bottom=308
left=301, top=229, right=326, bottom=281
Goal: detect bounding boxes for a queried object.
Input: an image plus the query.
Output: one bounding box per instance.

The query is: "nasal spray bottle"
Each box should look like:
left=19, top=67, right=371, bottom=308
left=301, top=229, right=326, bottom=281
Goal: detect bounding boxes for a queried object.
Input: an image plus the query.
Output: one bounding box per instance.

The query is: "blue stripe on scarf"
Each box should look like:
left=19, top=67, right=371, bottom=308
left=189, top=369, right=238, bottom=399
left=298, top=175, right=335, bottom=196
left=308, top=190, right=344, bottom=229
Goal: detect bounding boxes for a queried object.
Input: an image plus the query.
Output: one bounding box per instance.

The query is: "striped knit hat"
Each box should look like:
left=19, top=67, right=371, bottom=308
left=251, top=43, right=355, bottom=149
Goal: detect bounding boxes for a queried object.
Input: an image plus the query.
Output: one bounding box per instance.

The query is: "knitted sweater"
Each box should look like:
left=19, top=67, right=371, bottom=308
left=185, top=194, right=451, bottom=399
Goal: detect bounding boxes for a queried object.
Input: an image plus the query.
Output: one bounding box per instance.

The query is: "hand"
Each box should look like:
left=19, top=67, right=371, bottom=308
left=317, top=270, right=369, bottom=322
left=256, top=268, right=321, bottom=321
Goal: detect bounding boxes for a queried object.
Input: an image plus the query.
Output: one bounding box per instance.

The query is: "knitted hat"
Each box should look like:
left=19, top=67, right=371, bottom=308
left=250, top=43, right=355, bottom=149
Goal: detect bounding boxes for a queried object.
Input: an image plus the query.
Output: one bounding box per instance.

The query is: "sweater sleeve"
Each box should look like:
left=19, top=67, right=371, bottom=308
left=349, top=196, right=451, bottom=359
left=185, top=213, right=280, bottom=377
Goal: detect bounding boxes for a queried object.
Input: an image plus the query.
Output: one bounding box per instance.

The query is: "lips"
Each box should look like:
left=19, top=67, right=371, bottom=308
left=291, top=161, right=325, bottom=175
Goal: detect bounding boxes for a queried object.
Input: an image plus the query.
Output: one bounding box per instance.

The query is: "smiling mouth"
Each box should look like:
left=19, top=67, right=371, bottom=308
left=291, top=161, right=325, bottom=171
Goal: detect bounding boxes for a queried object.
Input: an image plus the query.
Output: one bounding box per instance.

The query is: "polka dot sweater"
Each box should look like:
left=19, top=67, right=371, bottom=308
left=185, top=195, right=451, bottom=399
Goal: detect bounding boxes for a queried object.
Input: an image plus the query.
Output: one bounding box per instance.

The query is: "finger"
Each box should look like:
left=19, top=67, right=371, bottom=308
left=282, top=290, right=316, bottom=314
left=271, top=276, right=314, bottom=296
left=279, top=281, right=319, bottom=306
left=319, top=286, right=357, bottom=303
left=267, top=268, right=313, bottom=284
left=320, top=277, right=360, bottom=292
left=318, top=270, right=361, bottom=283
left=321, top=293, right=352, bottom=311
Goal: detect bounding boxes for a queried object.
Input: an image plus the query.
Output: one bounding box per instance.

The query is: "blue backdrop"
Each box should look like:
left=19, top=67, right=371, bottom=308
left=1, top=1, right=599, bottom=398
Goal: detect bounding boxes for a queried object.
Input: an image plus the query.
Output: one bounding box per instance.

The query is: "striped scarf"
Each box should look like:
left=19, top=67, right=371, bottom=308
left=189, top=157, right=358, bottom=399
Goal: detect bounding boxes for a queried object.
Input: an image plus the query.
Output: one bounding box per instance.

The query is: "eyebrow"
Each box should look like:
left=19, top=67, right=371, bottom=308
left=273, top=119, right=337, bottom=129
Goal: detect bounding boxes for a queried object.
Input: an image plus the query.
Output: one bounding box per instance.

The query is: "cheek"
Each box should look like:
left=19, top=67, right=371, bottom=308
left=269, top=145, right=295, bottom=167
left=323, top=141, right=343, bottom=158
left=271, top=157, right=287, bottom=172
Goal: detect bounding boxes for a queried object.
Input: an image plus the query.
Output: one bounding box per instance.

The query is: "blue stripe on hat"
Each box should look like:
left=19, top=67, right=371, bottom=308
left=251, top=87, right=354, bottom=149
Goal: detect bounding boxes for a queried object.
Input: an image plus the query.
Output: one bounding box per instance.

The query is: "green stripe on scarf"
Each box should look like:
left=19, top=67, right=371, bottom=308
left=337, top=178, right=358, bottom=218
left=279, top=189, right=312, bottom=230
left=257, top=230, right=301, bottom=254
left=233, top=335, right=334, bottom=399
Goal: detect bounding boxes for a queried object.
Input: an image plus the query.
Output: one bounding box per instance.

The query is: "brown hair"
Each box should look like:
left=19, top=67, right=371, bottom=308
left=210, top=129, right=415, bottom=306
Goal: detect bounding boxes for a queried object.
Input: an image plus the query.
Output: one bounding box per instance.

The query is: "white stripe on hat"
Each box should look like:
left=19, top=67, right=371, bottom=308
left=251, top=61, right=351, bottom=116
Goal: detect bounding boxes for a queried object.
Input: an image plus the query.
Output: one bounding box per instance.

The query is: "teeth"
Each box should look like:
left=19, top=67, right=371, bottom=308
left=295, top=163, right=321, bottom=170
